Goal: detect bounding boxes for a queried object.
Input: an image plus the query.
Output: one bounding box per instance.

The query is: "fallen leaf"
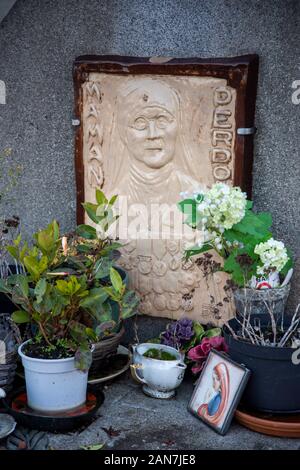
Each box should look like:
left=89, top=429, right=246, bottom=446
left=101, top=426, right=121, bottom=437
left=80, top=443, right=104, bottom=451
left=163, top=439, right=175, bottom=446
left=18, top=440, right=27, bottom=450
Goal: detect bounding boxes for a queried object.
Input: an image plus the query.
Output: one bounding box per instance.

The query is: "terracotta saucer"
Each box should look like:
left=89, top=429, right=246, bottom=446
left=235, top=407, right=300, bottom=438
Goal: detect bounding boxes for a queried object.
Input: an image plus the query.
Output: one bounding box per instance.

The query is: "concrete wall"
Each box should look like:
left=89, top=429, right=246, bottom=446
left=0, top=0, right=17, bottom=24
left=0, top=0, right=299, bottom=333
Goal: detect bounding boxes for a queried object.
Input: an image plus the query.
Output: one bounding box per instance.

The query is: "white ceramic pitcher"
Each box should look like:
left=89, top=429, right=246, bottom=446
left=130, top=343, right=187, bottom=399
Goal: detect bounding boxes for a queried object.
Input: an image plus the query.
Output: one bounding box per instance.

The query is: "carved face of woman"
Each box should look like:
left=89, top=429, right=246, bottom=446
left=212, top=371, right=221, bottom=392
left=118, top=79, right=179, bottom=170
left=126, top=106, right=177, bottom=169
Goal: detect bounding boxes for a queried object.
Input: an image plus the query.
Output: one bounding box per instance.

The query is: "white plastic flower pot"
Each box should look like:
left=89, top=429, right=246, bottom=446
left=18, top=341, right=88, bottom=413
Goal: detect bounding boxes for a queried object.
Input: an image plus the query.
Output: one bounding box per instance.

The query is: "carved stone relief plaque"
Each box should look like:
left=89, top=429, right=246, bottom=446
left=74, top=55, right=259, bottom=325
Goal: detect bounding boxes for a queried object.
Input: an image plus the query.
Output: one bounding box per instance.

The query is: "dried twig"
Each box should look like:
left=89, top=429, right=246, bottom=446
left=262, top=292, right=277, bottom=344
left=224, top=321, right=238, bottom=340
left=278, top=304, right=300, bottom=347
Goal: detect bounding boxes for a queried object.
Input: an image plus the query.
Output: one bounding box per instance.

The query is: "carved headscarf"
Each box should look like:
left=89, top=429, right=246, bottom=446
left=106, top=77, right=198, bottom=193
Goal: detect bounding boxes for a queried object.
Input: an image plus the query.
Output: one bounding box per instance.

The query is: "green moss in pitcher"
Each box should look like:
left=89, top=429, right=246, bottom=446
left=143, top=348, right=177, bottom=361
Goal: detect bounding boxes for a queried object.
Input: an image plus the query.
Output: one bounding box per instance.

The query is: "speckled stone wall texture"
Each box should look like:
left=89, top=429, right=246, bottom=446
left=0, top=0, right=299, bottom=327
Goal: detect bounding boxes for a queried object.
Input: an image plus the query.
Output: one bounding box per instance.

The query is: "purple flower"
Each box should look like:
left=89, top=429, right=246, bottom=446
left=161, top=318, right=194, bottom=349
left=161, top=322, right=179, bottom=348
left=176, top=318, right=194, bottom=341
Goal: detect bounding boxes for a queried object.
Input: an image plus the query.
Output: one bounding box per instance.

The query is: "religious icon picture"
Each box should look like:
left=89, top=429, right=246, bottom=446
left=188, top=349, right=250, bottom=435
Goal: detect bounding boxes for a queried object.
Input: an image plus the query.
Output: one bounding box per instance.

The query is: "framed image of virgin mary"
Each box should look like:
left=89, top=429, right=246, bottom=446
left=73, top=55, right=259, bottom=325
left=188, top=349, right=250, bottom=435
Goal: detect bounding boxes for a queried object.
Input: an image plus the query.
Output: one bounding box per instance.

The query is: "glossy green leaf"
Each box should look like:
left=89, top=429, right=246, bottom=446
left=120, top=291, right=139, bottom=319
left=0, top=279, right=10, bottom=294
left=12, top=310, right=30, bottom=324
left=95, top=320, right=116, bottom=337
left=94, top=258, right=113, bottom=279
left=82, top=202, right=100, bottom=224
left=177, top=198, right=197, bottom=214
left=204, top=327, right=222, bottom=338
left=232, top=210, right=272, bottom=239
left=6, top=245, right=19, bottom=260
left=36, top=220, right=59, bottom=256
left=109, top=267, right=124, bottom=294
left=280, top=248, right=293, bottom=277
left=74, top=346, right=92, bottom=372
left=185, top=243, right=213, bottom=259
left=24, top=255, right=40, bottom=280
left=76, top=224, right=97, bottom=240
left=109, top=194, right=118, bottom=206
left=178, top=198, right=201, bottom=228
left=95, top=189, right=108, bottom=205
left=34, top=278, right=47, bottom=303
left=193, top=322, right=205, bottom=341
left=79, top=287, right=109, bottom=310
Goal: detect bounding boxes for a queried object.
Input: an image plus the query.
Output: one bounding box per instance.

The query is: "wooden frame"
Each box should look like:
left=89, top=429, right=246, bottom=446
left=73, top=54, right=259, bottom=224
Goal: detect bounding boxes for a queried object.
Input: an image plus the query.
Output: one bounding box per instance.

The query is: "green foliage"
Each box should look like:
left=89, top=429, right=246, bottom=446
left=220, top=207, right=273, bottom=285
left=184, top=243, right=213, bottom=259
left=76, top=224, right=97, bottom=240
left=80, top=190, right=119, bottom=234
left=203, top=327, right=222, bottom=338
left=93, top=258, right=113, bottom=279
left=180, top=193, right=293, bottom=287
left=12, top=310, right=30, bottom=323
left=143, top=348, right=177, bottom=360
left=2, top=190, right=139, bottom=370
left=180, top=322, right=221, bottom=353
left=231, top=210, right=272, bottom=240
left=177, top=198, right=201, bottom=229
left=109, top=267, right=124, bottom=294
left=2, top=221, right=93, bottom=369
left=34, top=220, right=60, bottom=261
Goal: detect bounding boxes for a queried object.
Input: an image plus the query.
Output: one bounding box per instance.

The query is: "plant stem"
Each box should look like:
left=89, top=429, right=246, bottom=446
left=38, top=322, right=52, bottom=346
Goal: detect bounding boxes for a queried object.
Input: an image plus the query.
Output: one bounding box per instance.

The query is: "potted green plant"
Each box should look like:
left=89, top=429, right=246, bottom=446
left=0, top=189, right=139, bottom=410
left=0, top=147, right=22, bottom=311
left=177, top=183, right=300, bottom=413
left=178, top=183, right=293, bottom=320
left=0, top=148, right=23, bottom=392
left=0, top=220, right=98, bottom=412
left=58, top=189, right=140, bottom=373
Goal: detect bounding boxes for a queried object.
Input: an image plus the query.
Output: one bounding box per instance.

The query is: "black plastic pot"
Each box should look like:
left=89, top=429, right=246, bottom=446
left=0, top=294, right=15, bottom=314
left=2, top=386, right=105, bottom=432
left=224, top=315, right=300, bottom=414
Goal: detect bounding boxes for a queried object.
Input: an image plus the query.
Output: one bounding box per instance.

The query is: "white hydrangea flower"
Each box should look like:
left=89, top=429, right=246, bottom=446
left=254, top=238, right=289, bottom=274
left=196, top=183, right=247, bottom=232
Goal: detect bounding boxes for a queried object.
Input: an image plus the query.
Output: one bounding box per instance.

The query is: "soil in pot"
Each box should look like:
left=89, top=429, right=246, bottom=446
left=143, top=348, right=177, bottom=360
left=22, top=339, right=74, bottom=360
